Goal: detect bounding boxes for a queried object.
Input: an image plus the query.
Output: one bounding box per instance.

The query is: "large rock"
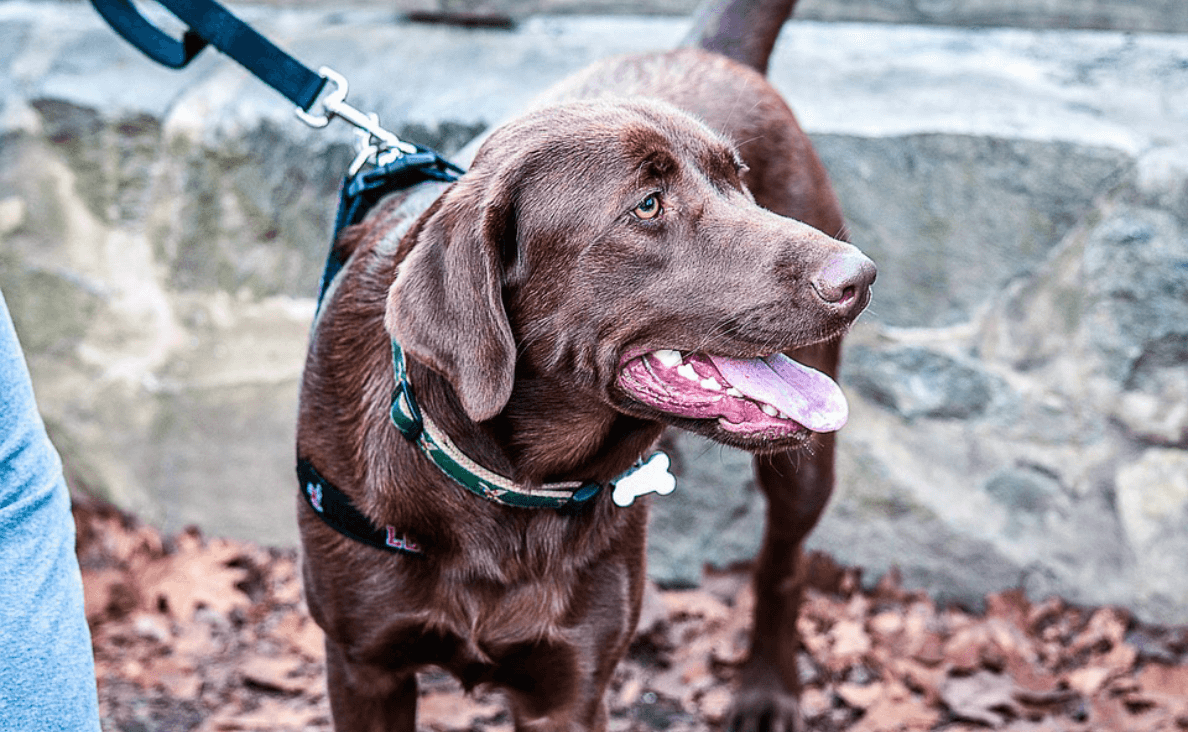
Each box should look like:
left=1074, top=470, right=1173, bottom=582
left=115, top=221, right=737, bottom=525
left=3, top=3, right=1187, bottom=622
left=646, top=25, right=1188, bottom=626
left=1116, top=448, right=1188, bottom=621
left=814, top=135, right=1130, bottom=328
left=266, top=0, right=1188, bottom=33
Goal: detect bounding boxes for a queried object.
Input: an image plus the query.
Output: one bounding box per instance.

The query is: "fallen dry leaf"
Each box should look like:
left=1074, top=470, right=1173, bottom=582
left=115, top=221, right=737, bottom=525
left=1069, top=607, right=1130, bottom=656
left=698, top=686, right=733, bottom=722
left=800, top=687, right=832, bottom=718
left=241, top=655, right=308, bottom=695
left=272, top=610, right=326, bottom=661
left=83, top=567, right=136, bottom=623
left=850, top=681, right=940, bottom=732
left=836, top=680, right=884, bottom=710
left=418, top=690, right=503, bottom=731
left=869, top=609, right=904, bottom=639
left=887, top=657, right=947, bottom=706
left=660, top=588, right=731, bottom=624
left=1136, top=661, right=1188, bottom=699
left=831, top=618, right=873, bottom=664
left=199, top=696, right=325, bottom=731
left=940, top=670, right=1019, bottom=726
left=138, top=534, right=253, bottom=619
left=73, top=501, right=1188, bottom=732
left=984, top=589, right=1031, bottom=630
left=1064, top=664, right=1113, bottom=696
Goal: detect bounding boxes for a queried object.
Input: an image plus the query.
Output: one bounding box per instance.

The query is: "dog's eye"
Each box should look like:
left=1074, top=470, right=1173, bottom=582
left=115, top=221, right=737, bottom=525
left=632, top=194, right=662, bottom=220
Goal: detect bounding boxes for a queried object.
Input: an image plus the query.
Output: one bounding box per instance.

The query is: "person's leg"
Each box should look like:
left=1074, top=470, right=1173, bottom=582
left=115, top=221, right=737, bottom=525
left=0, top=291, right=100, bottom=730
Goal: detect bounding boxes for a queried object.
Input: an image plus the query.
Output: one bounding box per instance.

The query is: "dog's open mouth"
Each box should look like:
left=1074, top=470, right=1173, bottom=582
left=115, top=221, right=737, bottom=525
left=617, top=349, right=848, bottom=439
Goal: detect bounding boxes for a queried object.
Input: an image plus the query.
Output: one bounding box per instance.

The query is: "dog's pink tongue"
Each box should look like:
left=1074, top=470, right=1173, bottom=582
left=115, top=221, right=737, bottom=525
left=709, top=353, right=848, bottom=433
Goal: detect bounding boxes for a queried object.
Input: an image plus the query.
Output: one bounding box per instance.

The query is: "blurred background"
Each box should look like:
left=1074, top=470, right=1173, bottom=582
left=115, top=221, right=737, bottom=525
left=1, top=0, right=1186, bottom=624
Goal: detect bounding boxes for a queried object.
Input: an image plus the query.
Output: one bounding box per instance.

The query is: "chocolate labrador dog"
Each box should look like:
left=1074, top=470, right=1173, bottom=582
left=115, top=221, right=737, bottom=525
left=296, top=0, right=874, bottom=729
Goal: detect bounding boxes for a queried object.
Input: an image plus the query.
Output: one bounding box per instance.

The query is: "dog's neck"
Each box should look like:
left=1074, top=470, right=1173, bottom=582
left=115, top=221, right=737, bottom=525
left=348, top=183, right=667, bottom=507
left=405, top=354, right=664, bottom=492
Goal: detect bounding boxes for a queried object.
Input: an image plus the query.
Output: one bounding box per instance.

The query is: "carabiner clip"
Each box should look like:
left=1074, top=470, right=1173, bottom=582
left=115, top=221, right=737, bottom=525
left=296, top=67, right=418, bottom=171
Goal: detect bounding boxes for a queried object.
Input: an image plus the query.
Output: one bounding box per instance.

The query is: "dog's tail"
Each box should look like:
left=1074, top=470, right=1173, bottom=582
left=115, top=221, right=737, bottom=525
left=681, top=0, right=801, bottom=76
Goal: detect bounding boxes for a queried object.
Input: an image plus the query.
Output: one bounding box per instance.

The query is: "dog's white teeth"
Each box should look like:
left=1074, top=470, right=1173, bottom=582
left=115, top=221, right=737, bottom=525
left=726, top=387, right=744, bottom=398
left=761, top=403, right=779, bottom=417
left=676, top=363, right=699, bottom=382
left=653, top=349, right=683, bottom=369
left=700, top=377, right=722, bottom=391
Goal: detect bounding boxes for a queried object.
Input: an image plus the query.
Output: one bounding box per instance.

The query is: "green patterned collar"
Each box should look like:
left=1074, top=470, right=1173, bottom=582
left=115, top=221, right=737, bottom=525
left=388, top=340, right=674, bottom=510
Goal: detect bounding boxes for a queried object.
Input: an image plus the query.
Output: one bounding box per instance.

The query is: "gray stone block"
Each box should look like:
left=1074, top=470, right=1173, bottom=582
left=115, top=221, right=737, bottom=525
left=646, top=433, right=764, bottom=588
left=813, top=135, right=1130, bottom=327
left=844, top=345, right=1004, bottom=421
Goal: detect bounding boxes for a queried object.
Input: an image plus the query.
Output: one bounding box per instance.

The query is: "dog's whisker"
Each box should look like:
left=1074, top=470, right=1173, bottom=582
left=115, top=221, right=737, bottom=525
left=733, top=134, right=767, bottom=149
left=720, top=73, right=754, bottom=131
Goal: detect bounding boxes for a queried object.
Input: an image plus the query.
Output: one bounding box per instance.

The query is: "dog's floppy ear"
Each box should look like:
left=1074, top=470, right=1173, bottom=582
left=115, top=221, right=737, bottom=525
left=385, top=171, right=518, bottom=423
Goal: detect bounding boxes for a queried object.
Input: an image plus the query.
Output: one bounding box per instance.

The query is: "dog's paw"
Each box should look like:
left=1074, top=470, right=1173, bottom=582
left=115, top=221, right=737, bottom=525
left=724, top=686, right=805, bottom=732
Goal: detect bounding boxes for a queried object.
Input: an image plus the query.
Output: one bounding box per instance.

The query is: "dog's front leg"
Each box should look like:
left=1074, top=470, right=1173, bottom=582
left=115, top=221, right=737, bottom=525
left=324, top=637, right=418, bottom=732
left=728, top=344, right=840, bottom=732
left=507, top=690, right=611, bottom=732
left=498, top=634, right=617, bottom=732
left=730, top=440, right=834, bottom=732
left=502, top=552, right=645, bottom=732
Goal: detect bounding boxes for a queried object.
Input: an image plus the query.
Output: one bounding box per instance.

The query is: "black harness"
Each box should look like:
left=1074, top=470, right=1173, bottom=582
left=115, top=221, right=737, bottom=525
left=323, top=152, right=465, bottom=308
left=300, top=152, right=464, bottom=557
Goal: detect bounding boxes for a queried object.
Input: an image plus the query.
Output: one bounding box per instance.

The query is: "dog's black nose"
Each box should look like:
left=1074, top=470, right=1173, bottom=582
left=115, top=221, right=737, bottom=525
left=811, top=249, right=877, bottom=314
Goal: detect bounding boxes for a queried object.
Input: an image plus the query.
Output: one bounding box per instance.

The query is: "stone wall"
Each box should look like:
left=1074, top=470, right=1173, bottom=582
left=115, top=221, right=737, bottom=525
left=220, top=0, right=1188, bottom=32
left=2, top=3, right=1186, bottom=622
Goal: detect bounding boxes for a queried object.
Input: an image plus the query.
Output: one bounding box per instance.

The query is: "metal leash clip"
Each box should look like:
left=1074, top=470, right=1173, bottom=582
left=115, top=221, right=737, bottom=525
left=295, top=67, right=418, bottom=174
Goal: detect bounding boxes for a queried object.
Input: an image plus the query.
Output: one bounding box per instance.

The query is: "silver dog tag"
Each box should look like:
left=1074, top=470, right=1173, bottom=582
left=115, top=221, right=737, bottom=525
left=612, top=452, right=676, bottom=507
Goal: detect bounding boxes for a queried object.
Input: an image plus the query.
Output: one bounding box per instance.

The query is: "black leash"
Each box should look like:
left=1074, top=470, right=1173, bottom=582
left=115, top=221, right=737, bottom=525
left=91, top=0, right=325, bottom=109
left=91, top=0, right=465, bottom=557
left=89, top=0, right=442, bottom=174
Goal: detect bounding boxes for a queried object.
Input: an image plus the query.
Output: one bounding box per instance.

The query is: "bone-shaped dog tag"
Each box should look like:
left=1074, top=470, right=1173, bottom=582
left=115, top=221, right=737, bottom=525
left=612, top=452, right=676, bottom=507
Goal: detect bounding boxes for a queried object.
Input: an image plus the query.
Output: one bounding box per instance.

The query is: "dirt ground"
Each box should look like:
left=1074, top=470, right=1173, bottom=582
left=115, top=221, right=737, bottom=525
left=74, top=493, right=1188, bottom=732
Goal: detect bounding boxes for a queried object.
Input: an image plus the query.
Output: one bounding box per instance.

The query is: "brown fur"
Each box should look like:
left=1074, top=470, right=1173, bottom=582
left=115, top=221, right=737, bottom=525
left=297, top=42, right=873, bottom=732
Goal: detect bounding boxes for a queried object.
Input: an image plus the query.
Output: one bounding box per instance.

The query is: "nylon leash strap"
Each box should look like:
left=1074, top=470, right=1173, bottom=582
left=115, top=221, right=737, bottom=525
left=89, top=0, right=418, bottom=169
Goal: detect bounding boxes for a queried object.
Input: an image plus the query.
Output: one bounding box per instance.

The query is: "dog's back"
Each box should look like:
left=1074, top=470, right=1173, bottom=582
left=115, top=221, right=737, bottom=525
left=540, top=0, right=843, bottom=237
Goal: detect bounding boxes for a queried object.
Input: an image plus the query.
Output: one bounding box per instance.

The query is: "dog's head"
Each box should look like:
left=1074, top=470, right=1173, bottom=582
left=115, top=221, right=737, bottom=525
left=386, top=99, right=874, bottom=452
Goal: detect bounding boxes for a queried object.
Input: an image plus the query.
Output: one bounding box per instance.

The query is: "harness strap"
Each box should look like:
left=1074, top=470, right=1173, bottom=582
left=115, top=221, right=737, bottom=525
left=295, top=156, right=467, bottom=554
left=298, top=459, right=422, bottom=555
left=319, top=151, right=464, bottom=310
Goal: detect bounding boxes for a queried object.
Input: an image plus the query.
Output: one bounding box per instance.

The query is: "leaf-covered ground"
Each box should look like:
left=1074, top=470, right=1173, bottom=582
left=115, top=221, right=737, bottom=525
left=74, top=494, right=1188, bottom=732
